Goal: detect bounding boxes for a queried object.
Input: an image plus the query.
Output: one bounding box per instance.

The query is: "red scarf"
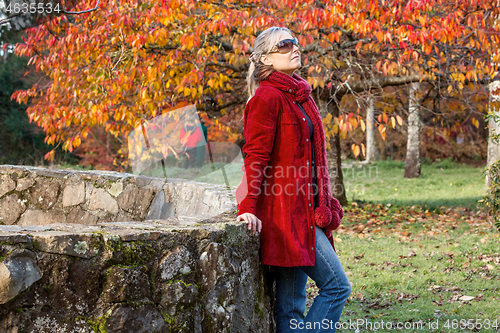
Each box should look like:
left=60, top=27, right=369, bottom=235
left=265, top=70, right=344, bottom=231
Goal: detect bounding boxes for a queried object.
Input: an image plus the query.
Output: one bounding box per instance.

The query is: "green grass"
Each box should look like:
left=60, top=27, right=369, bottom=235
left=305, top=205, right=500, bottom=332
left=343, top=158, right=486, bottom=210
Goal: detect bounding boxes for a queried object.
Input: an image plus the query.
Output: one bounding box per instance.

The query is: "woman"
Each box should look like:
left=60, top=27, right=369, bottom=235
left=235, top=27, right=351, bottom=332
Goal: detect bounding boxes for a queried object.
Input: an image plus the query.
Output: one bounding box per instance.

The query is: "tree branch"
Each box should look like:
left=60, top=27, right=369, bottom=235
left=322, top=74, right=430, bottom=100
left=205, top=61, right=247, bottom=72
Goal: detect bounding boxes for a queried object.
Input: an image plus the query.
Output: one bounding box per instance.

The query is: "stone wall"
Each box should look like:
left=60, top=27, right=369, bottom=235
left=0, top=165, right=235, bottom=226
left=0, top=166, right=276, bottom=332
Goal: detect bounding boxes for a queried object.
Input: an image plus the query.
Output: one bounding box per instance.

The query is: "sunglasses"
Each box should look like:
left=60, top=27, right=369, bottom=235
left=269, top=38, right=299, bottom=54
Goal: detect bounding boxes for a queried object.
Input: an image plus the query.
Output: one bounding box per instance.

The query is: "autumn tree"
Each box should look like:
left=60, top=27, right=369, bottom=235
left=12, top=0, right=500, bottom=204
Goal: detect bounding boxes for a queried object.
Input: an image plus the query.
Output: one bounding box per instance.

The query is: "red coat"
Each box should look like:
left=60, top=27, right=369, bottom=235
left=236, top=79, right=336, bottom=267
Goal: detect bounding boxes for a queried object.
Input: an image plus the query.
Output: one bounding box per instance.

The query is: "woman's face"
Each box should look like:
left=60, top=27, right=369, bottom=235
left=260, top=32, right=301, bottom=76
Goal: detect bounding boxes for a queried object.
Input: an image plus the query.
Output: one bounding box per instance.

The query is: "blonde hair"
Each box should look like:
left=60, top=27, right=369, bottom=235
left=246, top=27, right=294, bottom=103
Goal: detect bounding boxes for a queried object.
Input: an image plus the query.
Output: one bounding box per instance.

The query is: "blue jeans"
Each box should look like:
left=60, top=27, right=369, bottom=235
left=274, top=226, right=351, bottom=333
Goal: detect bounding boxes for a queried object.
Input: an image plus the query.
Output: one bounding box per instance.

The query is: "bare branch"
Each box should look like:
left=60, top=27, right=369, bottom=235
left=205, top=61, right=247, bottom=72
left=322, top=74, right=430, bottom=100
left=61, top=0, right=100, bottom=14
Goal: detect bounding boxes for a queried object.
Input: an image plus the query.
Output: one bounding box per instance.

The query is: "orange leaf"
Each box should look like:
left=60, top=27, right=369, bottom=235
left=44, top=150, right=55, bottom=162
left=378, top=124, right=386, bottom=140
left=355, top=40, right=363, bottom=52
left=74, top=136, right=81, bottom=147
left=354, top=145, right=360, bottom=157
left=352, top=144, right=360, bottom=157
left=396, top=115, right=403, bottom=126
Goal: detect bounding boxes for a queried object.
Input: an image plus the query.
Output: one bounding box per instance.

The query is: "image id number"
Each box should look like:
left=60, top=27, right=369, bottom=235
left=6, top=1, right=61, bottom=14
left=443, top=319, right=499, bottom=330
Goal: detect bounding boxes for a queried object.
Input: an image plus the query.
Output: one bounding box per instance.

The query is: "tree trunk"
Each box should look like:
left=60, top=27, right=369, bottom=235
left=316, top=96, right=329, bottom=118
left=404, top=82, right=421, bottom=178
left=364, top=95, right=380, bottom=163
left=329, top=103, right=348, bottom=206
left=487, top=80, right=500, bottom=188
left=314, top=93, right=348, bottom=205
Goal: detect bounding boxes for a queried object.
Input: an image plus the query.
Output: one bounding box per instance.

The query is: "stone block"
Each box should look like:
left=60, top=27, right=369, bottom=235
left=112, top=211, right=135, bottom=223
left=33, top=231, right=100, bottom=258
left=100, top=221, right=157, bottom=230
left=0, top=233, right=29, bottom=244
left=62, top=182, right=85, bottom=207
left=66, top=206, right=99, bottom=225
left=203, top=283, right=234, bottom=326
left=107, top=181, right=123, bottom=197
left=0, top=166, right=27, bottom=178
left=34, top=169, right=69, bottom=178
left=159, top=245, right=193, bottom=281
left=198, top=242, right=235, bottom=291
left=29, top=179, right=60, bottom=210
left=0, top=225, right=23, bottom=233
left=18, top=225, right=53, bottom=232
left=0, top=175, right=16, bottom=198
left=0, top=249, right=42, bottom=304
left=101, top=265, right=150, bottom=303
left=27, top=314, right=93, bottom=333
left=106, top=305, right=167, bottom=333
left=88, top=188, right=119, bottom=215
left=164, top=182, right=207, bottom=216
left=144, top=178, right=166, bottom=190
left=0, top=194, right=27, bottom=225
left=18, top=209, right=66, bottom=226
left=0, top=312, right=21, bottom=333
left=15, top=177, right=35, bottom=192
left=105, top=229, right=161, bottom=242
left=160, top=281, right=198, bottom=316
left=117, top=184, right=154, bottom=219
left=146, top=190, right=175, bottom=220
left=46, top=223, right=101, bottom=233
left=133, top=176, right=152, bottom=187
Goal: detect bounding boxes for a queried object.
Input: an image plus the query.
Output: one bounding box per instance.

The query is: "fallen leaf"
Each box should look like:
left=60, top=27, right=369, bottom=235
left=354, top=253, right=365, bottom=260
left=429, top=285, right=442, bottom=292
left=433, top=295, right=443, bottom=306
left=459, top=295, right=475, bottom=301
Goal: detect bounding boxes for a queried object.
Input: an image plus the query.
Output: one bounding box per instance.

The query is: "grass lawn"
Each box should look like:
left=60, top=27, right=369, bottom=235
left=342, top=158, right=486, bottom=211
left=301, top=160, right=499, bottom=332
left=304, top=204, right=500, bottom=332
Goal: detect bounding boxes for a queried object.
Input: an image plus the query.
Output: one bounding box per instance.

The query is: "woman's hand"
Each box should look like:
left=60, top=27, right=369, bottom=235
left=236, top=213, right=262, bottom=236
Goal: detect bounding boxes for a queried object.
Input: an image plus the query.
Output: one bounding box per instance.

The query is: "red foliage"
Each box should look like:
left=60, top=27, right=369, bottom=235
left=72, top=126, right=127, bottom=171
